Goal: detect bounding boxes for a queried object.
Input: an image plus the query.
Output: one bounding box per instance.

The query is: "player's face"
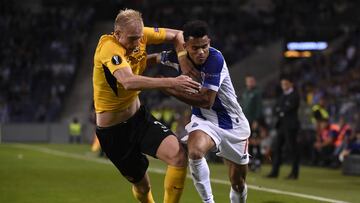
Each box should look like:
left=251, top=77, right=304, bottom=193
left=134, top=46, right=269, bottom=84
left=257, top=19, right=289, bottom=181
left=281, top=79, right=293, bottom=92
left=116, top=22, right=143, bottom=53
left=245, top=76, right=256, bottom=89
left=185, top=35, right=210, bottom=65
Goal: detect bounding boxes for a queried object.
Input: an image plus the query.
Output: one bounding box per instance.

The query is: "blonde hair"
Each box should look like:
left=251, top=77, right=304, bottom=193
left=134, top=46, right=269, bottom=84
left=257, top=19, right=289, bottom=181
left=114, top=9, right=143, bottom=31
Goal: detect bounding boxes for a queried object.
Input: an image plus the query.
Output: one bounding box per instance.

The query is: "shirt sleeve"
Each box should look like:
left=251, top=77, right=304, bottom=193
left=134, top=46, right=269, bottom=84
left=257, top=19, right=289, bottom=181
left=99, top=40, right=130, bottom=74
left=202, top=51, right=225, bottom=92
left=143, top=27, right=166, bottom=45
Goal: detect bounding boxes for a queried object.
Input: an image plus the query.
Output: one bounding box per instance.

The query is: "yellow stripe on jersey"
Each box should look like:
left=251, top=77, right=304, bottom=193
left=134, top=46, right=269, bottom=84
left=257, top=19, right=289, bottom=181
left=93, top=27, right=166, bottom=113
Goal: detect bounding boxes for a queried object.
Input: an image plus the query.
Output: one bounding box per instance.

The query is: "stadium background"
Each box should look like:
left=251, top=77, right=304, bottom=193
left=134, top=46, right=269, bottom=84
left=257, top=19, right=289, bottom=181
left=1, top=0, right=360, bottom=202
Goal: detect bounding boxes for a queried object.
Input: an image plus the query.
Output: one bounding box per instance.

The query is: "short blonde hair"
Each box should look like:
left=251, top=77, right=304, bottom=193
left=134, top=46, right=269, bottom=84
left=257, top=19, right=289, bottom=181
left=114, top=9, right=143, bottom=31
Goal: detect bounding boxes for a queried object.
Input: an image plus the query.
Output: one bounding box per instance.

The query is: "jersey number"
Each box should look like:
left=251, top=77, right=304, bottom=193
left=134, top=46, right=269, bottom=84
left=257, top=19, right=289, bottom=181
left=154, top=121, right=170, bottom=132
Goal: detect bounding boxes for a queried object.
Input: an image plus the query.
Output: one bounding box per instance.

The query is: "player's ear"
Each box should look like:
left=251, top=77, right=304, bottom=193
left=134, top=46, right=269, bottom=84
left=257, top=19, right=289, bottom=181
left=183, top=42, right=186, bottom=49
left=114, top=30, right=121, bottom=39
left=207, top=36, right=211, bottom=45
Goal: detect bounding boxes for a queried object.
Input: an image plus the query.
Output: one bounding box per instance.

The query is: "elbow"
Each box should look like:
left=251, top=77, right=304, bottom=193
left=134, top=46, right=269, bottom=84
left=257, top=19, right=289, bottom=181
left=174, top=31, right=183, bottom=42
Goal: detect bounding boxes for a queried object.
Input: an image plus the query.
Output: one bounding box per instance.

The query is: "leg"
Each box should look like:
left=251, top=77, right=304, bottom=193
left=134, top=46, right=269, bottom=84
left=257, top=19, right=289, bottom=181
left=95, top=123, right=155, bottom=203
left=187, top=130, right=216, bottom=203
left=268, top=131, right=285, bottom=177
left=132, top=173, right=155, bottom=203
left=224, top=159, right=248, bottom=203
left=286, top=128, right=300, bottom=179
left=156, top=135, right=188, bottom=203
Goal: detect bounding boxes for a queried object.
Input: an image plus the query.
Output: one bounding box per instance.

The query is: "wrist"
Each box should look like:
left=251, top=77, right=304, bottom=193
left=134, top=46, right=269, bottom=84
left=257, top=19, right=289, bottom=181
left=177, top=50, right=187, bottom=58
left=156, top=53, right=161, bottom=64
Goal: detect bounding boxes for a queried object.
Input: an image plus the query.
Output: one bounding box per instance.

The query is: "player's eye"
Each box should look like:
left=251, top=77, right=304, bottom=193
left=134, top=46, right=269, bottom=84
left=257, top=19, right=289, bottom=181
left=128, top=36, right=141, bottom=41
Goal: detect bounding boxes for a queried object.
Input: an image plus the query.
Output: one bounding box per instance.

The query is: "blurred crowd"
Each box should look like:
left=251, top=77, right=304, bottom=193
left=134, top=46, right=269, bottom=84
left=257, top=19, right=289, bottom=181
left=138, top=0, right=278, bottom=65
left=1, top=0, right=359, bottom=170
left=0, top=0, right=94, bottom=122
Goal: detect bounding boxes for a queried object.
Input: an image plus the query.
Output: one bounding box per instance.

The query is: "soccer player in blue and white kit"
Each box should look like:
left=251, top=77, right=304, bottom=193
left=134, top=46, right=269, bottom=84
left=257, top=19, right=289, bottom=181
left=163, top=20, right=251, bottom=203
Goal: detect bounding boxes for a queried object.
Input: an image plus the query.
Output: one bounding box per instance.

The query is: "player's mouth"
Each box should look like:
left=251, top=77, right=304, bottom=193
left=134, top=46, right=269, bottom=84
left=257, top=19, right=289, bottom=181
left=198, top=57, right=206, bottom=62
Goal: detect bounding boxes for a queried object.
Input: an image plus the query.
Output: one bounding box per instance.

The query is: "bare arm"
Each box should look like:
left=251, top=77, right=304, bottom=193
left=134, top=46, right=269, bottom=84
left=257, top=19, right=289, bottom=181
left=164, top=87, right=217, bottom=109
left=113, top=66, right=200, bottom=92
left=146, top=53, right=160, bottom=66
left=164, top=28, right=200, bottom=80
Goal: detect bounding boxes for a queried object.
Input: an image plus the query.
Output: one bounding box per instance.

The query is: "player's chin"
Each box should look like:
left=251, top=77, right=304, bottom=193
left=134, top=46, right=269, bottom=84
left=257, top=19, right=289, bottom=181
left=196, top=58, right=206, bottom=65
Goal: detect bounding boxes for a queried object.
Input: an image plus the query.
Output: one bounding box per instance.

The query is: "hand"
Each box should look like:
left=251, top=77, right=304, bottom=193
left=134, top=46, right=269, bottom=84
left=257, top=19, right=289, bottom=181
left=160, top=50, right=180, bottom=71
left=172, top=75, right=201, bottom=94
left=178, top=57, right=201, bottom=81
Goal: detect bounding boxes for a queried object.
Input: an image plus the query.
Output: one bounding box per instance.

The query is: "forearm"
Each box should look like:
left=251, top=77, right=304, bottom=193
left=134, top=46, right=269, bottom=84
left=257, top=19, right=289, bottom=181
left=122, top=75, right=173, bottom=90
left=173, top=31, right=185, bottom=53
left=147, top=53, right=160, bottom=66
left=165, top=88, right=211, bottom=109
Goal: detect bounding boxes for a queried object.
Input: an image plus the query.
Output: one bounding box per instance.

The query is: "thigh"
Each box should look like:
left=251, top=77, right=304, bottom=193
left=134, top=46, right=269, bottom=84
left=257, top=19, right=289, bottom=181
left=216, top=127, right=250, bottom=165
left=185, top=115, right=220, bottom=149
left=96, top=124, right=148, bottom=183
left=156, top=134, right=187, bottom=167
left=188, top=130, right=216, bottom=155
left=139, top=107, right=174, bottom=158
left=112, top=149, right=149, bottom=183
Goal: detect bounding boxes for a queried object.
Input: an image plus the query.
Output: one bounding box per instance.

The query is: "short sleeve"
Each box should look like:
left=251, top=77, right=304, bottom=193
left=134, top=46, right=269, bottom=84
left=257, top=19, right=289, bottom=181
left=202, top=51, right=224, bottom=92
left=143, top=27, right=166, bottom=45
left=99, top=40, right=130, bottom=74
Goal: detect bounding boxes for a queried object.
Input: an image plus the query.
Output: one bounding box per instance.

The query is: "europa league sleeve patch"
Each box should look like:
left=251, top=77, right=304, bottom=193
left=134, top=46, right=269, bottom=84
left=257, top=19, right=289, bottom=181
left=111, top=55, right=122, bottom=65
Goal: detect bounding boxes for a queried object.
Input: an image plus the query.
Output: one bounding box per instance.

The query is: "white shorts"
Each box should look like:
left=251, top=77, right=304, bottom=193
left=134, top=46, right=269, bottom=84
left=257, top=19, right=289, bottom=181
left=184, top=115, right=251, bottom=165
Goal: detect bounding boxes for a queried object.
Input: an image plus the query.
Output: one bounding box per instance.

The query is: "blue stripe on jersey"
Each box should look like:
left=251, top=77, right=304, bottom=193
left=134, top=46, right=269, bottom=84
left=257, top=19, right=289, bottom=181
left=212, top=96, right=233, bottom=129
left=202, top=48, right=224, bottom=87
left=192, top=107, right=206, bottom=120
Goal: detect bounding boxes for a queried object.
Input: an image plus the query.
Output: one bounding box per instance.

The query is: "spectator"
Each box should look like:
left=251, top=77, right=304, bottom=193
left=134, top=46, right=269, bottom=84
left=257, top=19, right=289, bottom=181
left=69, top=117, right=82, bottom=144
left=248, top=119, right=268, bottom=172
left=312, top=118, right=339, bottom=166
left=267, top=75, right=300, bottom=179
left=241, top=74, right=263, bottom=125
left=312, top=96, right=330, bottom=134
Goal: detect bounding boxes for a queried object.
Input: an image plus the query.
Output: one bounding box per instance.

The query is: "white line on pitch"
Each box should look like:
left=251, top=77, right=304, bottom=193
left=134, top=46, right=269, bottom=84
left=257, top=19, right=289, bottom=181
left=12, top=144, right=349, bottom=203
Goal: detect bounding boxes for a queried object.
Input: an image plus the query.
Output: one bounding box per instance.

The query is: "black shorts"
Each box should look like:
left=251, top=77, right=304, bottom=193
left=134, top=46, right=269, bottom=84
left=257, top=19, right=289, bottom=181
left=96, top=105, right=173, bottom=183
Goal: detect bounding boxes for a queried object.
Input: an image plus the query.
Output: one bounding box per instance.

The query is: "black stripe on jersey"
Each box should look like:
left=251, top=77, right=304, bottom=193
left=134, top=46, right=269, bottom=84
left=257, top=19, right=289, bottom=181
left=102, top=64, right=118, bottom=96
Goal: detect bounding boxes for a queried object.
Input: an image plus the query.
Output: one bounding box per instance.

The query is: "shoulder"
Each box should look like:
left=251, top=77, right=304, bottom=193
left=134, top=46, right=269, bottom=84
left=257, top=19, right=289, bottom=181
left=100, top=35, right=120, bottom=49
left=203, top=47, right=225, bottom=69
left=208, top=47, right=224, bottom=61
left=98, top=34, right=126, bottom=55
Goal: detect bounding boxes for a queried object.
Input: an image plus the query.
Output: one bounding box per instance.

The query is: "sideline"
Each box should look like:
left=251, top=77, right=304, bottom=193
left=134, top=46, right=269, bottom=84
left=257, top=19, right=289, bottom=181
left=12, top=144, right=348, bottom=203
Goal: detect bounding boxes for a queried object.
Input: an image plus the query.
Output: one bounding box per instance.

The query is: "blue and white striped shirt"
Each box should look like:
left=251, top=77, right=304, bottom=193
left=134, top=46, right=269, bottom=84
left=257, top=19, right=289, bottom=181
left=192, top=47, right=247, bottom=129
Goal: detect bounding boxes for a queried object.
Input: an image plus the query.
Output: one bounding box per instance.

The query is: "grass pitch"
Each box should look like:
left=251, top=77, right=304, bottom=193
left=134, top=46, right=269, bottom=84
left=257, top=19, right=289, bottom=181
left=0, top=143, right=359, bottom=203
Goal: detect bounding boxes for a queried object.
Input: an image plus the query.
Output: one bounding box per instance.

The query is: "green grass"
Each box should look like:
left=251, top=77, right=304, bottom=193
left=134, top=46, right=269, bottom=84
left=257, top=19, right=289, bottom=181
left=0, top=143, right=359, bottom=203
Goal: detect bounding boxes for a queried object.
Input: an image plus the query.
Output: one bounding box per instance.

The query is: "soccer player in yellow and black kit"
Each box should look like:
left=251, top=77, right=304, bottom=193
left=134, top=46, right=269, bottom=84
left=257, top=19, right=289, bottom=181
left=93, top=9, right=200, bottom=203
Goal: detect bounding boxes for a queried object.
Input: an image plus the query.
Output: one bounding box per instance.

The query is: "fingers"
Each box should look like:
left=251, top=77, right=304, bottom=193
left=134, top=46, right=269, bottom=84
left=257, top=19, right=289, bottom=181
left=178, top=75, right=201, bottom=89
left=173, top=75, right=201, bottom=94
left=185, top=88, right=199, bottom=94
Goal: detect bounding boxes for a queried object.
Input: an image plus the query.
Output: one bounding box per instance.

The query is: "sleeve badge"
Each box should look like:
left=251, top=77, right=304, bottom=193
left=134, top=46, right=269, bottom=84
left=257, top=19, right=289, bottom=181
left=111, top=55, right=122, bottom=65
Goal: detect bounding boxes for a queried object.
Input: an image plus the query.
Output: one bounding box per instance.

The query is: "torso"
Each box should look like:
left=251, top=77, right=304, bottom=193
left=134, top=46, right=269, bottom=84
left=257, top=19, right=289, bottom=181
left=96, top=97, right=140, bottom=127
left=192, top=47, right=246, bottom=130
left=93, top=28, right=166, bottom=127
